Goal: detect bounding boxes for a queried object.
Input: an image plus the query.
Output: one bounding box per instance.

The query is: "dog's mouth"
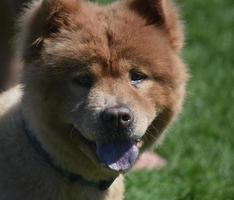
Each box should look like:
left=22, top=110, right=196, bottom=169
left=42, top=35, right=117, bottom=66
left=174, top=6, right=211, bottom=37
left=75, top=128, right=142, bottom=173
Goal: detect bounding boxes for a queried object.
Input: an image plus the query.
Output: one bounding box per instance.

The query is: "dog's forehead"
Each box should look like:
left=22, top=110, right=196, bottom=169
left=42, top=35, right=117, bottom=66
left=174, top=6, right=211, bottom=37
left=45, top=3, right=172, bottom=74
left=87, top=5, right=171, bottom=60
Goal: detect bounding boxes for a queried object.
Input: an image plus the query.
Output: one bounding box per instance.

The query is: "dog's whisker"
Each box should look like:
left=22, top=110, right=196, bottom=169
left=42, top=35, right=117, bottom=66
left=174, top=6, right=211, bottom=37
left=148, top=125, right=161, bottom=136
left=69, top=126, right=76, bottom=140
left=71, top=102, right=83, bottom=113
left=146, top=130, right=159, bottom=140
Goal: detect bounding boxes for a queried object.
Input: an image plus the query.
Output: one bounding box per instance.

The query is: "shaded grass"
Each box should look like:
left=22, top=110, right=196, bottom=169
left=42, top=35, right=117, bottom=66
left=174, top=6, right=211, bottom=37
left=97, top=0, right=234, bottom=199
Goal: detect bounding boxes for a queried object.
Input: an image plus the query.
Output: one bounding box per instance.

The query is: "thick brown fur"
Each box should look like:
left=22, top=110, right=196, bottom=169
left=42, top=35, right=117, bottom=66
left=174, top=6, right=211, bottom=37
left=0, top=0, right=187, bottom=199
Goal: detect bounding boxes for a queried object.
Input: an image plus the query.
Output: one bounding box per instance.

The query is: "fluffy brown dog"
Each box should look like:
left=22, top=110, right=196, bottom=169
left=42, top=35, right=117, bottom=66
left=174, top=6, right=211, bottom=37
left=0, top=0, right=187, bottom=199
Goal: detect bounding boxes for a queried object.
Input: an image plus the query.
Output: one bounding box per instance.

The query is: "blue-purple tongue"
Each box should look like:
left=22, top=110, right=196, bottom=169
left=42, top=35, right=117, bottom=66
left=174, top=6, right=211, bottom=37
left=96, top=139, right=138, bottom=172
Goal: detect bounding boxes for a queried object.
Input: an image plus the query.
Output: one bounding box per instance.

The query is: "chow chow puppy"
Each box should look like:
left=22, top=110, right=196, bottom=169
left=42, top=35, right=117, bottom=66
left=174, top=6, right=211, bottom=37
left=0, top=0, right=187, bottom=199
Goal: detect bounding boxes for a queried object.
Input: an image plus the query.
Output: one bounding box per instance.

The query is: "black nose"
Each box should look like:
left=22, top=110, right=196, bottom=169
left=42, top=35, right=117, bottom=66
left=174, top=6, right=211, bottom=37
left=101, top=106, right=134, bottom=130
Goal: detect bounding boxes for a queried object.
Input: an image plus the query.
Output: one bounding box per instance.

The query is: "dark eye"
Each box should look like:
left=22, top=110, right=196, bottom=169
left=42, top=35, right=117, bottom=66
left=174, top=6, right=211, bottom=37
left=130, top=70, right=148, bottom=86
left=72, top=74, right=93, bottom=88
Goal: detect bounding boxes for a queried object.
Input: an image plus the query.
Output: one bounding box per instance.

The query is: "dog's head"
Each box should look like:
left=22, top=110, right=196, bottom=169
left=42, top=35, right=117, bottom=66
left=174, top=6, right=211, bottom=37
left=19, top=0, right=187, bottom=175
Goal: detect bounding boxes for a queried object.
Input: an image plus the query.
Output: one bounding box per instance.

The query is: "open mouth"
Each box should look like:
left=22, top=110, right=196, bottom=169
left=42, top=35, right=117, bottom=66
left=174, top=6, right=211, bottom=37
left=75, top=128, right=142, bottom=173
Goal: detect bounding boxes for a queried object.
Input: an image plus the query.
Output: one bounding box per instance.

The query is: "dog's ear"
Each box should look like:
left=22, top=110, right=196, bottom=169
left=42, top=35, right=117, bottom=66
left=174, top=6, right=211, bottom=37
left=39, top=0, right=80, bottom=37
left=129, top=0, right=184, bottom=52
left=18, top=0, right=81, bottom=61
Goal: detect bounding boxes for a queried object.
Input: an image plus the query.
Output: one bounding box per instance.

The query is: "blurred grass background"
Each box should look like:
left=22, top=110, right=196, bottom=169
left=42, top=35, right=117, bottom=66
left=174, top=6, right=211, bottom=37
left=96, top=0, right=234, bottom=199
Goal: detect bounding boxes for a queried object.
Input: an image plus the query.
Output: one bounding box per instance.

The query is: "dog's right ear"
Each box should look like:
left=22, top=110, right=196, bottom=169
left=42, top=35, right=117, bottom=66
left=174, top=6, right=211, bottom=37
left=128, top=0, right=184, bottom=52
left=18, top=0, right=81, bottom=62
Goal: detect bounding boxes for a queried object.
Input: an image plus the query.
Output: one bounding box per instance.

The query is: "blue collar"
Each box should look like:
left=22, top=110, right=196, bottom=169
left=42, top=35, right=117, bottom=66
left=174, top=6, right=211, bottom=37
left=23, top=121, right=115, bottom=191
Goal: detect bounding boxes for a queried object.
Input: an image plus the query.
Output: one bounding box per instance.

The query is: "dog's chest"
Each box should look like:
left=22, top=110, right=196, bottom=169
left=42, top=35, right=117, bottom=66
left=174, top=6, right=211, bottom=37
left=53, top=175, right=124, bottom=200
left=0, top=167, right=123, bottom=200
left=0, top=149, right=124, bottom=200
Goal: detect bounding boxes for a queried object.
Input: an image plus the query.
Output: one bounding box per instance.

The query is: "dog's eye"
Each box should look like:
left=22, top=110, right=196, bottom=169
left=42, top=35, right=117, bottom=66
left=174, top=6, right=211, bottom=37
left=130, top=70, right=147, bottom=86
left=72, top=74, right=93, bottom=88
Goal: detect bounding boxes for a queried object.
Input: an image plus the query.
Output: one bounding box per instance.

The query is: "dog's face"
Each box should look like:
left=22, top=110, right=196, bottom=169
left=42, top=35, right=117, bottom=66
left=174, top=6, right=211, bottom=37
left=20, top=0, right=187, bottom=174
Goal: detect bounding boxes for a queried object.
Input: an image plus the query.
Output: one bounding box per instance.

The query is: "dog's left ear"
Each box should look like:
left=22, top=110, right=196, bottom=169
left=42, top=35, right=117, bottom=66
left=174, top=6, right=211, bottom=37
left=18, top=0, right=81, bottom=62
left=39, top=0, right=82, bottom=37
left=128, top=0, right=184, bottom=52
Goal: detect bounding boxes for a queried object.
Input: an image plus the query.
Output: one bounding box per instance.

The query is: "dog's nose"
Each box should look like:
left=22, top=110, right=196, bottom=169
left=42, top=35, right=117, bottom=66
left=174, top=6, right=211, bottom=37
left=101, top=106, right=134, bottom=129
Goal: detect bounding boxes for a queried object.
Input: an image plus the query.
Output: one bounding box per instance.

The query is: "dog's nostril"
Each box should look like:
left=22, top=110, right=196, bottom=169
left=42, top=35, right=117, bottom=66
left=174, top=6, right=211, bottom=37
left=118, top=108, right=133, bottom=128
left=121, top=113, right=131, bottom=122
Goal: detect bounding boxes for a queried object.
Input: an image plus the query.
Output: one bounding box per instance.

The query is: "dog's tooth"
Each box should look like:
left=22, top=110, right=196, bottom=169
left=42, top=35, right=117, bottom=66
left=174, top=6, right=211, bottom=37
left=137, top=141, right=143, bottom=148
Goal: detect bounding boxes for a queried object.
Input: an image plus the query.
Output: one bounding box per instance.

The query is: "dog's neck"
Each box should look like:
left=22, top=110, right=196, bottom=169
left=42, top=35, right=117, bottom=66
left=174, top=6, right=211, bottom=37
left=21, top=103, right=118, bottom=190
left=23, top=121, right=116, bottom=190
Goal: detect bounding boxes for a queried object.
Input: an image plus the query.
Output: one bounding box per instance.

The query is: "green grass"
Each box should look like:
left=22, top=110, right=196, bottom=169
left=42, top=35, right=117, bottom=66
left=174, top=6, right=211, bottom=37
left=98, top=0, right=234, bottom=199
